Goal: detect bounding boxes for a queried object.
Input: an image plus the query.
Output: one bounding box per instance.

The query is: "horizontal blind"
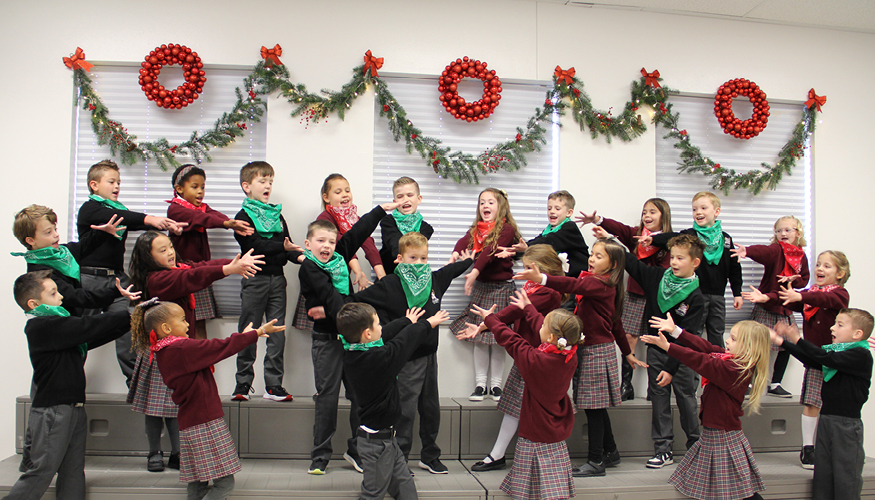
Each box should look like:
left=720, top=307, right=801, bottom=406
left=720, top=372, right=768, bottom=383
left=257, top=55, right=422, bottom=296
left=655, top=94, right=814, bottom=325
left=71, top=64, right=268, bottom=316
left=373, top=76, right=559, bottom=315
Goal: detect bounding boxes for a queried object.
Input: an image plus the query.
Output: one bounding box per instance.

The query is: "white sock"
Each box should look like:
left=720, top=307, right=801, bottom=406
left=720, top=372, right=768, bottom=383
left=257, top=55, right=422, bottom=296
left=473, top=343, right=489, bottom=388
left=489, top=346, right=506, bottom=388
left=801, top=414, right=818, bottom=447
left=770, top=383, right=780, bottom=389
left=487, top=415, right=520, bottom=461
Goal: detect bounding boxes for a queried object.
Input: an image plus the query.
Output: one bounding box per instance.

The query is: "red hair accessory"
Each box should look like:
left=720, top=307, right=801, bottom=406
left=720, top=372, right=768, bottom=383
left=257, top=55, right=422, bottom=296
left=148, top=330, right=158, bottom=362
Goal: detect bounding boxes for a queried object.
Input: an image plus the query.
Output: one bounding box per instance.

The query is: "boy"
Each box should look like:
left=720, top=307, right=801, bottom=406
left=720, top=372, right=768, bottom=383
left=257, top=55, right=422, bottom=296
left=624, top=234, right=706, bottom=469
left=337, top=302, right=449, bottom=500
left=773, top=309, right=873, bottom=500
left=76, top=159, right=182, bottom=384
left=379, top=177, right=434, bottom=275
left=7, top=271, right=131, bottom=499
left=232, top=161, right=304, bottom=402
left=299, top=200, right=399, bottom=475
left=651, top=191, right=742, bottom=348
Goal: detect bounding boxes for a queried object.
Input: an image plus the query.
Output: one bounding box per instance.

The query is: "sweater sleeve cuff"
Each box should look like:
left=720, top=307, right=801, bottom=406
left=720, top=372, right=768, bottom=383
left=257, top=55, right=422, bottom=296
left=540, top=274, right=549, bottom=286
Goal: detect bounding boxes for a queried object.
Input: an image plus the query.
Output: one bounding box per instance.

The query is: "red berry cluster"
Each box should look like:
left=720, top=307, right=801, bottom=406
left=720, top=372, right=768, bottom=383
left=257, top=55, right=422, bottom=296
left=438, top=57, right=501, bottom=122
left=714, top=78, right=770, bottom=140
left=139, top=44, right=205, bottom=109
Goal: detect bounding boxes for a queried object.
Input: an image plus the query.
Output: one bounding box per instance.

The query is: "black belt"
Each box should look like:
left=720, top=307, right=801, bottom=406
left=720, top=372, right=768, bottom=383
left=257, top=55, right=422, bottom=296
left=357, top=428, right=394, bottom=439
left=312, top=333, right=339, bottom=341
left=80, top=267, right=117, bottom=277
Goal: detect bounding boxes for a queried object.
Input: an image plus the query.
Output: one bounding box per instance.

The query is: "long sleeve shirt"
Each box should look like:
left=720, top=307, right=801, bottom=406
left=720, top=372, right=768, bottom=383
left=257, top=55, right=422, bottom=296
left=378, top=215, right=434, bottom=275
left=25, top=243, right=119, bottom=316
left=317, top=209, right=383, bottom=269
left=744, top=243, right=810, bottom=316
left=491, top=286, right=562, bottom=343
left=76, top=199, right=151, bottom=271
left=233, top=211, right=302, bottom=276
left=167, top=202, right=230, bottom=262
left=765, top=286, right=849, bottom=348
left=599, top=217, right=670, bottom=296
left=522, top=221, right=590, bottom=278
left=452, top=224, right=517, bottom=282
left=146, top=260, right=231, bottom=326
left=652, top=228, right=743, bottom=297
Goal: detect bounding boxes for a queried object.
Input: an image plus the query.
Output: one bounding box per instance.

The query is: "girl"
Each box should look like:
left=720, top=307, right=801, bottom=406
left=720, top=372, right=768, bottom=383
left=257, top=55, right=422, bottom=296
left=131, top=299, right=283, bottom=500
left=449, top=187, right=521, bottom=400
left=126, top=230, right=263, bottom=472
left=515, top=238, right=644, bottom=478
left=167, top=164, right=253, bottom=339
left=731, top=215, right=809, bottom=398
left=467, top=292, right=581, bottom=500
left=580, top=198, right=672, bottom=401
left=643, top=317, right=769, bottom=500
left=743, top=249, right=850, bottom=469
left=460, top=245, right=565, bottom=472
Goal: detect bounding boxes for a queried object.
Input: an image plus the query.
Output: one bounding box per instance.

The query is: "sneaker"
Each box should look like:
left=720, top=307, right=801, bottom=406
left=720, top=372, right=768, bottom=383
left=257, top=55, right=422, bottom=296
left=232, top=383, right=253, bottom=401
left=471, top=455, right=506, bottom=472
left=167, top=452, right=180, bottom=470
left=419, top=458, right=449, bottom=474
left=264, top=386, right=293, bottom=402
left=572, top=460, right=606, bottom=477
left=469, top=386, right=487, bottom=401
left=602, top=449, right=621, bottom=468
left=646, top=452, right=673, bottom=469
left=768, top=385, right=792, bottom=398
left=147, top=451, right=164, bottom=472
left=800, top=446, right=815, bottom=469
left=343, top=452, right=363, bottom=473
left=308, top=458, right=328, bottom=475
left=490, top=387, right=502, bottom=401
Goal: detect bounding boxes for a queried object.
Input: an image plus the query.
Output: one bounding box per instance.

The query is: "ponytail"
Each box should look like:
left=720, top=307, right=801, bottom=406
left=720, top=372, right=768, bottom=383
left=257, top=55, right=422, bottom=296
left=130, top=298, right=170, bottom=355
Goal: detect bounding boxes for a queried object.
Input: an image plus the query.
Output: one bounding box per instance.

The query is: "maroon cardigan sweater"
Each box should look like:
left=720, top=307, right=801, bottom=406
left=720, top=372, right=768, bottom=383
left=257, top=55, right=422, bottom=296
left=167, top=202, right=230, bottom=262
left=492, top=286, right=562, bottom=338
left=317, top=209, right=382, bottom=269
left=599, top=217, right=670, bottom=296
left=146, top=260, right=231, bottom=326
left=452, top=224, right=517, bottom=282
left=765, top=286, right=849, bottom=348
left=544, top=275, right=631, bottom=356
left=744, top=243, right=810, bottom=316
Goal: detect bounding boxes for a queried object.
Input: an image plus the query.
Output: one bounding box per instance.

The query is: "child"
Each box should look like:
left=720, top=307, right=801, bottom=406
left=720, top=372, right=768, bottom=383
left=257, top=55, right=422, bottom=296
left=167, top=164, right=254, bottom=339
left=449, top=187, right=521, bottom=400
left=379, top=176, right=434, bottom=275
left=232, top=161, right=303, bottom=402
left=515, top=238, right=643, bottom=478
left=6, top=271, right=130, bottom=499
left=580, top=197, right=673, bottom=400
left=132, top=299, right=284, bottom=500
left=731, top=215, right=809, bottom=398
left=650, top=191, right=743, bottom=348
left=464, top=245, right=564, bottom=472
left=772, top=308, right=873, bottom=500
left=643, top=317, right=769, bottom=500
left=466, top=293, right=581, bottom=500
left=624, top=233, right=706, bottom=468
left=127, top=230, right=263, bottom=472
left=337, top=303, right=450, bottom=500
left=742, top=249, right=850, bottom=469
left=76, top=159, right=183, bottom=384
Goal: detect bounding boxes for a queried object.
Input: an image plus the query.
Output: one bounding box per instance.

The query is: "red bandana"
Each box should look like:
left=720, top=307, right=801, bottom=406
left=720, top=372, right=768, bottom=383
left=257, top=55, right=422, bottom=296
left=472, top=220, right=496, bottom=253
left=777, top=241, right=804, bottom=277
left=150, top=334, right=184, bottom=362
left=169, top=198, right=207, bottom=232
left=803, top=284, right=840, bottom=321
left=523, top=280, right=543, bottom=295
left=326, top=204, right=359, bottom=234
left=538, top=342, right=578, bottom=363
left=701, top=352, right=734, bottom=387
left=636, top=228, right=660, bottom=260
left=175, top=263, right=197, bottom=310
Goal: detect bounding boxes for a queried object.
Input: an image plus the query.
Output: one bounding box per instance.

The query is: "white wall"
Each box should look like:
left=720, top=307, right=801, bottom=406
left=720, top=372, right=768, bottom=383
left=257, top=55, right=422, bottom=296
left=1, top=0, right=873, bottom=456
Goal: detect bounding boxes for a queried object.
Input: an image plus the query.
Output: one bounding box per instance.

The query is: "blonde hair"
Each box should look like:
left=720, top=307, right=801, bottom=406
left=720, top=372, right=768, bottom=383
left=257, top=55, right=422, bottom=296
left=523, top=245, right=567, bottom=302
left=393, top=176, right=420, bottom=196
left=692, top=191, right=721, bottom=209
left=818, top=250, right=850, bottom=286
left=13, top=205, right=58, bottom=249
left=398, top=232, right=428, bottom=256
left=544, top=309, right=583, bottom=345
left=466, top=188, right=521, bottom=252
left=770, top=215, right=806, bottom=247
left=730, top=321, right=771, bottom=414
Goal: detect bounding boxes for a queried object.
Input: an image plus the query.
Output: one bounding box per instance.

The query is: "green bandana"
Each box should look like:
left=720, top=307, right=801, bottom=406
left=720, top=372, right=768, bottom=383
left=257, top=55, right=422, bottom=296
left=27, top=305, right=86, bottom=357
left=340, top=336, right=385, bottom=351
left=242, top=198, right=283, bottom=237
left=88, top=194, right=128, bottom=238
left=693, top=220, right=725, bottom=265
left=657, top=269, right=700, bottom=313
left=541, top=218, right=569, bottom=237
left=305, top=250, right=350, bottom=295
left=392, top=209, right=423, bottom=234
left=821, top=340, right=870, bottom=382
left=394, top=263, right=433, bottom=308
left=11, top=246, right=80, bottom=281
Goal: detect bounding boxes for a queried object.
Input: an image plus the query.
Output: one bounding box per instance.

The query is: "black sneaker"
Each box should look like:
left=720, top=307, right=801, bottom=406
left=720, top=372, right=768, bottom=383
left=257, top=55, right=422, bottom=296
left=232, top=383, right=253, bottom=401
left=263, top=386, right=293, bottom=402
left=471, top=455, right=506, bottom=472
left=800, top=446, right=815, bottom=469
left=490, top=387, right=502, bottom=401
left=768, top=385, right=792, bottom=398
left=602, top=449, right=621, bottom=467
left=147, top=451, right=164, bottom=472
left=343, top=452, right=363, bottom=473
left=308, top=458, right=328, bottom=475
left=419, top=458, right=449, bottom=474
left=572, top=460, right=606, bottom=477
left=646, top=451, right=673, bottom=469
left=167, top=452, right=180, bottom=470
left=469, top=386, right=487, bottom=401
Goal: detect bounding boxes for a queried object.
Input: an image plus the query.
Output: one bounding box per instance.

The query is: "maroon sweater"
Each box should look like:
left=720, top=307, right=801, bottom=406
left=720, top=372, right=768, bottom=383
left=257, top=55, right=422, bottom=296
left=452, top=224, right=517, bottom=282
left=544, top=275, right=631, bottom=356
left=167, top=202, right=230, bottom=262
left=485, top=306, right=577, bottom=443
left=744, top=243, right=810, bottom=316
left=156, top=329, right=258, bottom=429
left=599, top=217, right=670, bottom=296
left=317, top=209, right=382, bottom=269
left=492, top=286, right=562, bottom=338
left=765, top=286, right=849, bottom=347
left=667, top=330, right=750, bottom=431
left=146, top=260, right=231, bottom=326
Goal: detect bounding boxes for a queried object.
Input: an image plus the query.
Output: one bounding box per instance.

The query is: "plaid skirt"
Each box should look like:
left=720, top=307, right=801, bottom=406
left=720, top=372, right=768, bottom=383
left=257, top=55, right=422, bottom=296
left=576, top=342, right=621, bottom=410
left=193, top=285, right=219, bottom=321
left=127, top=353, right=177, bottom=418
left=179, top=418, right=241, bottom=483
left=500, top=437, right=574, bottom=500
left=800, top=366, right=823, bottom=408
left=620, top=293, right=647, bottom=337
left=450, top=280, right=516, bottom=345
left=749, top=305, right=794, bottom=352
left=292, top=293, right=315, bottom=331
left=497, top=364, right=524, bottom=419
left=669, top=427, right=764, bottom=500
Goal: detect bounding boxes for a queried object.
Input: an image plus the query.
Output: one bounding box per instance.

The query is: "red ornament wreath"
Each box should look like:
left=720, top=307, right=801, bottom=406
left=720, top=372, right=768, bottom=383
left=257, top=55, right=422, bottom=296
left=438, top=57, right=502, bottom=122
left=139, top=44, right=205, bottom=109
left=714, top=78, right=770, bottom=139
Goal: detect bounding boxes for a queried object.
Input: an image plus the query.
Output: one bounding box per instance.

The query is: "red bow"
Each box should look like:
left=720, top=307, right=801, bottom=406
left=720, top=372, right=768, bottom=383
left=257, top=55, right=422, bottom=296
left=805, top=88, right=826, bottom=112
left=363, top=50, right=383, bottom=77
left=554, top=66, right=575, bottom=85
left=63, top=47, right=94, bottom=72
left=148, top=329, right=158, bottom=362
left=641, top=68, right=661, bottom=88
left=260, top=44, right=283, bottom=67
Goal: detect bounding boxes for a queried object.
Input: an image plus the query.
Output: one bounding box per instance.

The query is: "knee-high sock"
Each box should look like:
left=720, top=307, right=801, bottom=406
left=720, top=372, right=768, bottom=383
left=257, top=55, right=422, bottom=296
left=145, top=415, right=164, bottom=454
left=473, top=343, right=489, bottom=388
left=802, top=414, right=818, bottom=447
left=488, top=415, right=520, bottom=461
left=489, top=347, right=505, bottom=388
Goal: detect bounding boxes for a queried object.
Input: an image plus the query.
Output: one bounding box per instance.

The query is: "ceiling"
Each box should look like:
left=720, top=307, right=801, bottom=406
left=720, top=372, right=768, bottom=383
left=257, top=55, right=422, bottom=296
left=536, top=0, right=875, bottom=33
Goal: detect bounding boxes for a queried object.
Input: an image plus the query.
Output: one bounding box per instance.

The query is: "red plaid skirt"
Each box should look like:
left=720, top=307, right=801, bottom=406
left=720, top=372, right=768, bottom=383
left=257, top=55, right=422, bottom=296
left=450, top=280, right=516, bottom=345
left=179, top=417, right=241, bottom=483
left=127, top=353, right=177, bottom=418
left=620, top=292, right=647, bottom=337
left=669, top=427, right=764, bottom=500
left=576, top=342, right=621, bottom=410
left=292, top=293, right=315, bottom=331
left=193, top=285, right=219, bottom=321
left=749, top=305, right=794, bottom=352
left=500, top=437, right=574, bottom=500
left=800, top=366, right=823, bottom=408
left=497, top=364, right=524, bottom=419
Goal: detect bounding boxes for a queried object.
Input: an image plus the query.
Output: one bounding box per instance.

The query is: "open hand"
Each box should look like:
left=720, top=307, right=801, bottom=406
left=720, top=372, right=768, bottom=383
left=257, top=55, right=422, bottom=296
left=777, top=282, right=802, bottom=305
left=470, top=303, right=496, bottom=319
left=115, top=278, right=142, bottom=301
left=640, top=330, right=671, bottom=352
left=91, top=215, right=126, bottom=238
left=648, top=313, right=676, bottom=334
left=633, top=233, right=653, bottom=247
left=777, top=274, right=801, bottom=284
left=741, top=285, right=768, bottom=304
left=456, top=322, right=483, bottom=340
left=405, top=307, right=425, bottom=323
left=427, top=310, right=451, bottom=327
left=380, top=201, right=402, bottom=212
left=730, top=243, right=747, bottom=260
left=283, top=237, right=302, bottom=253
left=626, top=353, right=648, bottom=369
left=591, top=226, right=609, bottom=239
left=513, top=263, right=542, bottom=283
left=354, top=271, right=373, bottom=291
left=225, top=249, right=264, bottom=278
left=509, top=290, right=531, bottom=310
left=225, top=219, right=253, bottom=236
left=575, top=210, right=598, bottom=225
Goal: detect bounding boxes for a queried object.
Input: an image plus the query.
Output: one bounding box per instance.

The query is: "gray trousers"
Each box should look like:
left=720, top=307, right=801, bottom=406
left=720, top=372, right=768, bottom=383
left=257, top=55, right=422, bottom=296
left=357, top=433, right=417, bottom=500
left=647, top=346, right=700, bottom=454
left=235, top=274, right=287, bottom=388
left=813, top=414, right=865, bottom=500
left=5, top=405, right=87, bottom=500
left=701, top=293, right=726, bottom=348
left=311, top=336, right=359, bottom=462
left=395, top=355, right=441, bottom=463
left=80, top=272, right=135, bottom=385
left=186, top=475, right=234, bottom=500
